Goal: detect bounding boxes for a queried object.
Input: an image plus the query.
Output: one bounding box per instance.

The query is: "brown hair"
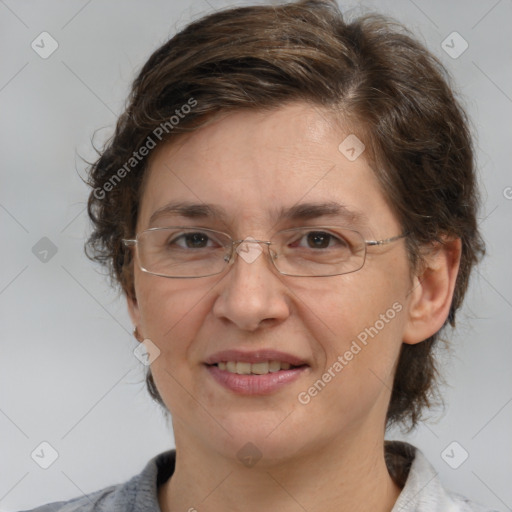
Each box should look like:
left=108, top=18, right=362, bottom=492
left=85, top=0, right=485, bottom=429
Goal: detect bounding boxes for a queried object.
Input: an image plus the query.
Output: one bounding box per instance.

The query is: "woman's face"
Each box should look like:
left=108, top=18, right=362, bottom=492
left=128, top=102, right=414, bottom=463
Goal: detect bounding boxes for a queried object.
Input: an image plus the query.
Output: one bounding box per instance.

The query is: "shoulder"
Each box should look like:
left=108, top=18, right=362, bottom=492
left=16, top=486, right=117, bottom=512
left=17, top=450, right=176, bottom=512
left=386, top=441, right=499, bottom=512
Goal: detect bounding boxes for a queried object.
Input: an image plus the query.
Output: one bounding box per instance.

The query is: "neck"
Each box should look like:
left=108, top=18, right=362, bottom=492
left=159, top=428, right=402, bottom=512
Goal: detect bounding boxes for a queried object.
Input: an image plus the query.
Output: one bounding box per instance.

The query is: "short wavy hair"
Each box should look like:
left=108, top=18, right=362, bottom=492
left=85, top=0, right=485, bottom=429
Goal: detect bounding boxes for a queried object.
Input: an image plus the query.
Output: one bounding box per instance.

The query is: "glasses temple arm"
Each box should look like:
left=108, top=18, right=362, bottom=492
left=365, top=232, right=409, bottom=247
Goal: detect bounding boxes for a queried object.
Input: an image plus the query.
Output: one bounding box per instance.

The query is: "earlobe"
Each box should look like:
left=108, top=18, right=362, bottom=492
left=402, top=237, right=462, bottom=345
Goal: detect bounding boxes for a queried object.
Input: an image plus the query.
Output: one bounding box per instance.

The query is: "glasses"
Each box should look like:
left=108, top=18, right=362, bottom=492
left=122, top=226, right=408, bottom=278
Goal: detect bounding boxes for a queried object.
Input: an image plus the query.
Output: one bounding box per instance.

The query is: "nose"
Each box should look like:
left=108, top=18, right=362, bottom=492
left=212, top=238, right=291, bottom=331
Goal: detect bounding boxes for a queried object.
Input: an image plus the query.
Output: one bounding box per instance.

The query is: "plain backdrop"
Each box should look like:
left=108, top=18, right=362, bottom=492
left=1, top=0, right=511, bottom=510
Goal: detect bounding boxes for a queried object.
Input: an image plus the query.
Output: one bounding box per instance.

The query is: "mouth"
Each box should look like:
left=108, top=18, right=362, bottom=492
left=208, top=360, right=306, bottom=375
left=204, top=350, right=310, bottom=395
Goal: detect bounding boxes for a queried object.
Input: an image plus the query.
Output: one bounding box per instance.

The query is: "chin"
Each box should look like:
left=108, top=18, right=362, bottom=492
left=199, top=410, right=321, bottom=468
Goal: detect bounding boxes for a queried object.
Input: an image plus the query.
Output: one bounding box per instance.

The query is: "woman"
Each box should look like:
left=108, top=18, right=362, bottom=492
left=22, top=0, right=495, bottom=510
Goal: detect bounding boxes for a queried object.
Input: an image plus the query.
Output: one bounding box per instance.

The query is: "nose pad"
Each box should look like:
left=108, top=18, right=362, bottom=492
left=235, top=237, right=265, bottom=265
left=222, top=238, right=277, bottom=277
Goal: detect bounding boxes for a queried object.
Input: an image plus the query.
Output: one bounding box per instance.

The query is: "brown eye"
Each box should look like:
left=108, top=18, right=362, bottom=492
left=182, top=232, right=210, bottom=249
left=294, top=231, right=349, bottom=250
left=306, top=231, right=333, bottom=249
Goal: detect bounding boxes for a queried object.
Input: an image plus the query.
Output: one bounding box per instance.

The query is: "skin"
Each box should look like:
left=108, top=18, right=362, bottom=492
left=126, top=102, right=461, bottom=512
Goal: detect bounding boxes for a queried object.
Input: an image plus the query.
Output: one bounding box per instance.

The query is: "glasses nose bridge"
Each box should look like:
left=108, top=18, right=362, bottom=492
left=231, top=237, right=272, bottom=248
left=226, top=237, right=274, bottom=265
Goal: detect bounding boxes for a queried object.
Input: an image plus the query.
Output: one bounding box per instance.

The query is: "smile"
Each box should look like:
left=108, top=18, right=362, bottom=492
left=204, top=349, right=310, bottom=394
left=213, top=360, right=300, bottom=375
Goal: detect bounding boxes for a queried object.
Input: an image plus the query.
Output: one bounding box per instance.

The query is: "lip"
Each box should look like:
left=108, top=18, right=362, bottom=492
left=206, top=364, right=308, bottom=395
left=204, top=349, right=308, bottom=366
left=204, top=349, right=310, bottom=395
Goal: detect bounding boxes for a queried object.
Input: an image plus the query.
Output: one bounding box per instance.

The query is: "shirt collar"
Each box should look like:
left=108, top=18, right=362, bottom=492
left=126, top=441, right=478, bottom=512
left=387, top=441, right=476, bottom=512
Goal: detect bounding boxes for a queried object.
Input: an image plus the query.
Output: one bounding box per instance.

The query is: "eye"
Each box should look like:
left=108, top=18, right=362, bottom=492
left=294, top=230, right=350, bottom=250
left=171, top=231, right=218, bottom=249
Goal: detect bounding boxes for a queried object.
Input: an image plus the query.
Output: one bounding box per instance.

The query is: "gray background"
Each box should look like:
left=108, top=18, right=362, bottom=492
left=1, top=0, right=511, bottom=510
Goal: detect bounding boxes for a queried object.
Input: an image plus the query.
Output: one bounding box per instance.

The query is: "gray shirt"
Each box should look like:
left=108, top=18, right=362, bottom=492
left=19, top=441, right=498, bottom=511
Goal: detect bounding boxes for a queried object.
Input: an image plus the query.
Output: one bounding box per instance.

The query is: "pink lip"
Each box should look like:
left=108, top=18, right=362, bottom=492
left=204, top=349, right=308, bottom=366
left=206, top=364, right=308, bottom=395
left=204, top=349, right=310, bottom=395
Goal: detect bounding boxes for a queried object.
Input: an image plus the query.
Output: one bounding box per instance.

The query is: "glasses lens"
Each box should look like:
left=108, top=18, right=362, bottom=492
left=134, top=226, right=367, bottom=278
left=137, top=227, right=230, bottom=277
left=271, top=227, right=366, bottom=276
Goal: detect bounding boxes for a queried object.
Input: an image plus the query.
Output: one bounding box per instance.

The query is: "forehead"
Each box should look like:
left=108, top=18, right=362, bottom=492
left=137, top=102, right=396, bottom=234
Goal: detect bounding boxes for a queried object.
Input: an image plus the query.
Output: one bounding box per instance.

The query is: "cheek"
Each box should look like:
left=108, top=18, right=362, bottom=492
left=294, top=270, right=405, bottom=339
left=294, top=283, right=406, bottom=426
left=293, top=271, right=407, bottom=389
left=135, top=277, right=216, bottom=414
left=136, top=276, right=211, bottom=358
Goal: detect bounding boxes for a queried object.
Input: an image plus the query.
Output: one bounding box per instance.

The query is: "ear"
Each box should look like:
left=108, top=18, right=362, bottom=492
left=402, top=237, right=462, bottom=345
left=126, top=291, right=141, bottom=329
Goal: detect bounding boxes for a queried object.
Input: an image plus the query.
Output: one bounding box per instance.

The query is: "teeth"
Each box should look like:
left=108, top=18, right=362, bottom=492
left=251, top=362, right=269, bottom=375
left=216, top=360, right=298, bottom=375
left=269, top=360, right=281, bottom=372
left=236, top=362, right=251, bottom=375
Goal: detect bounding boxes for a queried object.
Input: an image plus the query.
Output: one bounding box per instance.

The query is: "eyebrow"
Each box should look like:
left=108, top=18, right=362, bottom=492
left=147, top=200, right=369, bottom=228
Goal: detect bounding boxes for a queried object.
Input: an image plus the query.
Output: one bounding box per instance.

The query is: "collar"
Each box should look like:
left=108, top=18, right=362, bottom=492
left=117, top=441, right=487, bottom=512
